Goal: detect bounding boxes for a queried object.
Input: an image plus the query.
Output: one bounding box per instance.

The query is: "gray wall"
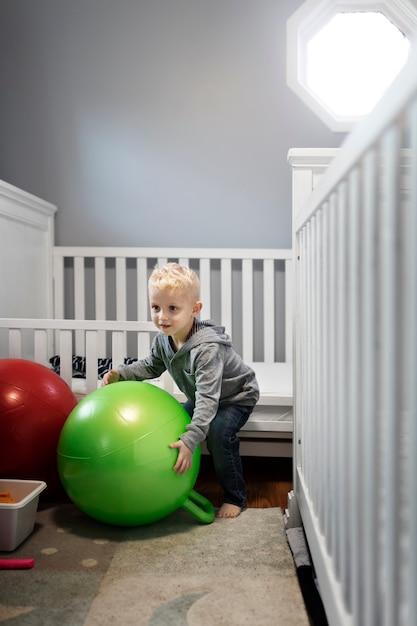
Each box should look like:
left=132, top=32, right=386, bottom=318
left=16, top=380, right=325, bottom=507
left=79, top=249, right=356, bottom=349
left=0, top=0, right=344, bottom=248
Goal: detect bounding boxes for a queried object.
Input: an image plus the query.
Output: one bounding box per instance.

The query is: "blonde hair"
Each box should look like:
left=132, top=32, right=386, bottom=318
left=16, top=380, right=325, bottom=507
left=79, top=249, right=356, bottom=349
left=148, top=262, right=200, bottom=300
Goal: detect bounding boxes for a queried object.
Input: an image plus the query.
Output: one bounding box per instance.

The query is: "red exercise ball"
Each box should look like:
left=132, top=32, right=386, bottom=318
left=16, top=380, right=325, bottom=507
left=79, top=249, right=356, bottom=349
left=0, top=359, right=77, bottom=492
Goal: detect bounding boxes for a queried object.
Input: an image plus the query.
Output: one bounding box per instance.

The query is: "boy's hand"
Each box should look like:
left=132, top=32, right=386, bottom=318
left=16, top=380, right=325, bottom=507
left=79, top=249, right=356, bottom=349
left=170, top=440, right=193, bottom=474
left=102, top=370, right=120, bottom=385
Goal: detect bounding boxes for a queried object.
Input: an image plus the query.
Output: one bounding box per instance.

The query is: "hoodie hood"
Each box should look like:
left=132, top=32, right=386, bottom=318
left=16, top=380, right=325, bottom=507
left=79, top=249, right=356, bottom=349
left=184, top=319, right=232, bottom=350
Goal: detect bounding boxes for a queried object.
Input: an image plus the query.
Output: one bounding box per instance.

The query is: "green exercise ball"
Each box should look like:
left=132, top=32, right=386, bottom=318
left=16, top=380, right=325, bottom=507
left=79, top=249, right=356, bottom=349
left=57, top=381, right=214, bottom=526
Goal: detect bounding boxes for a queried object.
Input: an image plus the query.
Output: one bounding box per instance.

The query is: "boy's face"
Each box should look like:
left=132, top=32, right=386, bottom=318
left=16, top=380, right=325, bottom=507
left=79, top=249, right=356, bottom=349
left=149, top=286, right=202, bottom=344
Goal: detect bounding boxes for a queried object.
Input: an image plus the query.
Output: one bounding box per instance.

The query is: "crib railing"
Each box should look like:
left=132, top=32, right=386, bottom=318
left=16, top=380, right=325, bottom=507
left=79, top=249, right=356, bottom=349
left=52, top=247, right=292, bottom=365
left=293, top=47, right=417, bottom=625
left=0, top=318, right=161, bottom=395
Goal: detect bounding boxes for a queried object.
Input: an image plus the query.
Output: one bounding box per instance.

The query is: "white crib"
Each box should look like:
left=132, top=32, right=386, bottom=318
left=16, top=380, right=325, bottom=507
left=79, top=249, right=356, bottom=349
left=289, top=45, right=417, bottom=626
left=0, top=200, right=294, bottom=456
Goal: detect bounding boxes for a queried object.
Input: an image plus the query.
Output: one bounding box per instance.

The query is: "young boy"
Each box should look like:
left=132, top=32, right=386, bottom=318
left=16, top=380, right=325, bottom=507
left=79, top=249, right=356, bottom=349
left=102, top=262, right=259, bottom=518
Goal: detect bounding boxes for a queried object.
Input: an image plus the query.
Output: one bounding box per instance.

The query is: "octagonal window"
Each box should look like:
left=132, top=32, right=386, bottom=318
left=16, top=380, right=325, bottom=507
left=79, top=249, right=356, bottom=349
left=287, top=0, right=417, bottom=131
left=307, top=12, right=409, bottom=118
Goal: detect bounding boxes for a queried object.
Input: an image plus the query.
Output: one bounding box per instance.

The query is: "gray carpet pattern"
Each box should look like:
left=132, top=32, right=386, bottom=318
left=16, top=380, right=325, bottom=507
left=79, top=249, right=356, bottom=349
left=0, top=502, right=309, bottom=625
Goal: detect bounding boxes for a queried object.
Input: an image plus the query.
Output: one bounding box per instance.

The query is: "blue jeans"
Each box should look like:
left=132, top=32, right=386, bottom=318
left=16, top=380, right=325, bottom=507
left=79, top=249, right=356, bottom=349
left=183, top=401, right=254, bottom=508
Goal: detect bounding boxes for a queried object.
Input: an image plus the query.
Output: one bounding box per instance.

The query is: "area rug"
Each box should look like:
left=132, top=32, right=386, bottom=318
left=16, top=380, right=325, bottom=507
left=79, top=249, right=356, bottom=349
left=0, top=502, right=309, bottom=625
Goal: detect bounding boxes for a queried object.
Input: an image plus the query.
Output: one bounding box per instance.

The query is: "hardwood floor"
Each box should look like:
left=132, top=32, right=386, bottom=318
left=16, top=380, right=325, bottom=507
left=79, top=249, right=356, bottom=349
left=194, top=455, right=293, bottom=510
left=50, top=455, right=293, bottom=511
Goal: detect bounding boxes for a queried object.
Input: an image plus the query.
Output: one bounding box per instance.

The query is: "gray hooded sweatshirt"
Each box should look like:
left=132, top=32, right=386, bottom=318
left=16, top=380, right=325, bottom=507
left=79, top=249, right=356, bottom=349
left=116, top=320, right=259, bottom=452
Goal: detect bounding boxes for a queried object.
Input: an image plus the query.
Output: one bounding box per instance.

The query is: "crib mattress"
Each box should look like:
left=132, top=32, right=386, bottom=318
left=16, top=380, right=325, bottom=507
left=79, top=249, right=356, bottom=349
left=70, top=374, right=293, bottom=435
left=241, top=406, right=293, bottom=433
left=246, top=362, right=292, bottom=405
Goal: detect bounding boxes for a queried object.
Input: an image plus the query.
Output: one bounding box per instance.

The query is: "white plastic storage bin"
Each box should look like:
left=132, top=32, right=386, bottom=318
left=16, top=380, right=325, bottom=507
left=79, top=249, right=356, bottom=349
left=0, top=479, right=47, bottom=551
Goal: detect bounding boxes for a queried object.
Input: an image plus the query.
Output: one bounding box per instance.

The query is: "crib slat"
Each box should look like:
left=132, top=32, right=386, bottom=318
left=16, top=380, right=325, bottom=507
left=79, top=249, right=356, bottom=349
left=320, top=206, right=329, bottom=534
left=157, top=257, right=168, bottom=268
left=298, top=231, right=306, bottom=473
left=114, top=258, right=127, bottom=360
left=112, top=331, right=127, bottom=371
left=136, top=258, right=148, bottom=318
left=199, top=259, right=211, bottom=320
left=34, top=329, right=49, bottom=368
left=380, top=127, right=401, bottom=626
left=85, top=331, right=99, bottom=394
left=220, top=259, right=232, bottom=338
left=263, top=259, right=275, bottom=363
left=304, top=224, right=312, bottom=488
left=136, top=258, right=151, bottom=358
left=95, top=257, right=106, bottom=319
left=95, top=257, right=106, bottom=355
left=335, top=182, right=348, bottom=593
left=360, top=149, right=380, bottom=625
left=53, top=256, right=65, bottom=354
left=328, top=192, right=340, bottom=564
left=347, top=166, right=361, bottom=618
left=137, top=332, right=150, bottom=359
left=8, top=329, right=22, bottom=357
left=115, top=257, right=127, bottom=321
left=74, top=257, right=85, bottom=319
left=407, top=99, right=417, bottom=626
left=74, top=257, right=85, bottom=355
left=310, top=215, right=319, bottom=510
left=53, top=255, right=65, bottom=319
left=59, top=330, right=73, bottom=388
left=241, top=259, right=253, bottom=362
left=335, top=181, right=348, bottom=578
left=285, top=259, right=293, bottom=363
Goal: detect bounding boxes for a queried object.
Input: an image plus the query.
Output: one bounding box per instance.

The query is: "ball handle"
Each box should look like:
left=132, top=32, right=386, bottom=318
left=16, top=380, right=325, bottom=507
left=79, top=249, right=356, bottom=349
left=181, top=489, right=215, bottom=524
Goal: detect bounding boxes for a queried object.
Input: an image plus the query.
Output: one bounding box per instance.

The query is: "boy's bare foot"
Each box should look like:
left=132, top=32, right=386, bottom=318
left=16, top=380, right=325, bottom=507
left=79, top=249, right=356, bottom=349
left=216, top=503, right=242, bottom=518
